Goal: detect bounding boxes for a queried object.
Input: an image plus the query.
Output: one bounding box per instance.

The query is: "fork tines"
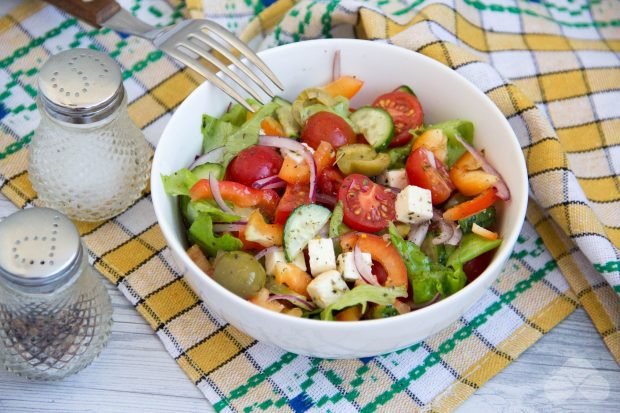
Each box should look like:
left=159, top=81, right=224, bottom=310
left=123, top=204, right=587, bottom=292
left=165, top=20, right=283, bottom=112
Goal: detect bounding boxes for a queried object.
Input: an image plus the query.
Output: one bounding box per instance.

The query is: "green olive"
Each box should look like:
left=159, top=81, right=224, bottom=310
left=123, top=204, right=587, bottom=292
left=213, top=251, right=266, bottom=298
left=336, top=144, right=390, bottom=176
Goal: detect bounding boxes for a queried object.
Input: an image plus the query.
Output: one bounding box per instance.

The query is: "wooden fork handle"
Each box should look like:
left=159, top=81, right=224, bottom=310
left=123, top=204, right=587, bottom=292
left=45, top=0, right=121, bottom=27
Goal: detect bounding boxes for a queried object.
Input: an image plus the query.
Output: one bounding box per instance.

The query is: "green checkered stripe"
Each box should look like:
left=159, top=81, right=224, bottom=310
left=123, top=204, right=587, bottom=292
left=0, top=0, right=618, bottom=412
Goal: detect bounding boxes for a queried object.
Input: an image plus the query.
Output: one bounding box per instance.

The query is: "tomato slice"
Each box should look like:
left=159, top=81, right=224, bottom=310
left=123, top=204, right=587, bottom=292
left=337, top=174, right=396, bottom=232
left=406, top=147, right=454, bottom=205
left=340, top=233, right=408, bottom=288
left=190, top=179, right=280, bottom=218
left=317, top=167, right=344, bottom=199
left=373, top=90, right=424, bottom=147
left=274, top=184, right=310, bottom=225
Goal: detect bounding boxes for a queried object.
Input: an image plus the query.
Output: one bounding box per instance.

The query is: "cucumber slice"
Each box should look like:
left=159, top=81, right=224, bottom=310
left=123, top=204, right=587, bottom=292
left=395, top=85, right=416, bottom=96
left=191, top=163, right=224, bottom=180
left=283, top=204, right=332, bottom=261
left=350, top=107, right=394, bottom=151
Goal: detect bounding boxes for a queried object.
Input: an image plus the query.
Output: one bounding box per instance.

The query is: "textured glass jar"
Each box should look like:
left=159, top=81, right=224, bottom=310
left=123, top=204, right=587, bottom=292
left=29, top=49, right=150, bottom=222
left=0, top=208, right=112, bottom=380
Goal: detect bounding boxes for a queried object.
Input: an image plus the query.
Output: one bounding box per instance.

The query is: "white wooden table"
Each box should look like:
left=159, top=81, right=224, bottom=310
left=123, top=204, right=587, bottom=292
left=0, top=197, right=618, bottom=412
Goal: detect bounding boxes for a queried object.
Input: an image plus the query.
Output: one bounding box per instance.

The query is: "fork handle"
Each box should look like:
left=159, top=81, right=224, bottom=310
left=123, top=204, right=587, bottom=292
left=45, top=0, right=121, bottom=27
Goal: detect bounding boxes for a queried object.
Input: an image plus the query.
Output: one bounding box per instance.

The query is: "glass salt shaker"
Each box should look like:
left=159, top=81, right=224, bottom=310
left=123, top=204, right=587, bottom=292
left=29, top=48, right=150, bottom=222
left=0, top=208, right=112, bottom=380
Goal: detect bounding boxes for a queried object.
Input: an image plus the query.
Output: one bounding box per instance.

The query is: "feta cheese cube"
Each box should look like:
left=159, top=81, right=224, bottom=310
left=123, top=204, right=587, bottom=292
left=395, top=185, right=433, bottom=224
left=308, top=238, right=337, bottom=276
left=337, top=251, right=373, bottom=282
left=306, top=270, right=349, bottom=308
left=376, top=169, right=408, bottom=190
left=264, top=248, right=306, bottom=276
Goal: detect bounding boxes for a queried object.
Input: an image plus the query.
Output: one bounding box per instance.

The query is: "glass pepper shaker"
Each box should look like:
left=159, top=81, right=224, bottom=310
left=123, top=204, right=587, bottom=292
left=0, top=208, right=113, bottom=380
left=29, top=48, right=150, bottom=222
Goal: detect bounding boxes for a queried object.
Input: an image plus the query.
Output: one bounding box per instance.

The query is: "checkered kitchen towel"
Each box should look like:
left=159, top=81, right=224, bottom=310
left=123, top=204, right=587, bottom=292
left=0, top=0, right=618, bottom=411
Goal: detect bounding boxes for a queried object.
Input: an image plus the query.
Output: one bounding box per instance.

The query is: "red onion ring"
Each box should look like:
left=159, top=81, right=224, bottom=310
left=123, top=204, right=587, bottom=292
left=452, top=134, right=510, bottom=200
left=254, top=246, right=280, bottom=261
left=209, top=172, right=236, bottom=214
left=432, top=219, right=455, bottom=245
left=258, top=136, right=317, bottom=201
left=268, top=294, right=317, bottom=311
left=408, top=221, right=430, bottom=246
left=354, top=244, right=380, bottom=286
left=411, top=293, right=441, bottom=310
left=189, top=147, right=224, bottom=169
left=213, top=223, right=246, bottom=232
left=425, top=149, right=437, bottom=169
left=332, top=50, right=341, bottom=81
left=252, top=175, right=283, bottom=189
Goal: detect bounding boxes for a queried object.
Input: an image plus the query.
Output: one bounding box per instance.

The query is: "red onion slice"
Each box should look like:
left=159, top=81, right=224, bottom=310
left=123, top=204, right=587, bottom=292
left=432, top=219, right=454, bottom=245
left=408, top=221, right=430, bottom=246
left=189, top=147, right=224, bottom=169
left=252, top=175, right=283, bottom=189
left=354, top=244, right=380, bottom=286
left=425, top=149, right=437, bottom=169
left=332, top=50, right=341, bottom=81
left=254, top=246, right=279, bottom=261
left=411, top=293, right=441, bottom=310
left=213, top=223, right=246, bottom=232
left=209, top=172, right=236, bottom=214
left=268, top=294, right=317, bottom=311
left=258, top=136, right=317, bottom=201
left=445, top=226, right=462, bottom=246
left=262, top=181, right=287, bottom=190
left=316, top=193, right=337, bottom=207
left=452, top=134, right=510, bottom=200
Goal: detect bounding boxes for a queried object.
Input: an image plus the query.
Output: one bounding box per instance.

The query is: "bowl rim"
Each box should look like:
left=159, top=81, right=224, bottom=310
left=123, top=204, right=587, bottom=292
left=151, top=38, right=529, bottom=330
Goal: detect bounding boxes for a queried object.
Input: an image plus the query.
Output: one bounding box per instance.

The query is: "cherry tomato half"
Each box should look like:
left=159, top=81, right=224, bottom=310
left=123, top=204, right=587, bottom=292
left=406, top=147, right=454, bottom=205
left=274, top=184, right=310, bottom=225
left=226, top=145, right=283, bottom=187
left=337, top=174, right=396, bottom=232
left=373, top=91, right=424, bottom=147
left=317, top=167, right=344, bottom=198
left=301, top=112, right=356, bottom=150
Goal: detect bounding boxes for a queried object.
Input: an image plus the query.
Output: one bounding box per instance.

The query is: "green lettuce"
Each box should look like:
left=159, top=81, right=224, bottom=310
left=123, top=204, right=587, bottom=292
left=161, top=168, right=198, bottom=196
left=320, top=284, right=407, bottom=321
left=191, top=201, right=241, bottom=223
left=219, top=103, right=248, bottom=126
left=426, top=120, right=474, bottom=167
left=202, top=101, right=278, bottom=166
left=389, top=223, right=501, bottom=304
left=188, top=214, right=243, bottom=257
left=386, top=143, right=412, bottom=169
left=329, top=201, right=350, bottom=238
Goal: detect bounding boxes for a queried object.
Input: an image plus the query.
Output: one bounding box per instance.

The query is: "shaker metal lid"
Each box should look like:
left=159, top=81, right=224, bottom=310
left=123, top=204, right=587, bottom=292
left=0, top=208, right=81, bottom=286
left=38, top=48, right=124, bottom=124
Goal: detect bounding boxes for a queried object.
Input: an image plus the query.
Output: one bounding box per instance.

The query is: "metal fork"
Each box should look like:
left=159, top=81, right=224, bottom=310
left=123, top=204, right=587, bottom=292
left=45, top=0, right=283, bottom=112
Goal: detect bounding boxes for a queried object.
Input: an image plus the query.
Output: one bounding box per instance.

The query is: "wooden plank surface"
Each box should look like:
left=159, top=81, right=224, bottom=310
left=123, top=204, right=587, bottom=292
left=0, top=195, right=618, bottom=412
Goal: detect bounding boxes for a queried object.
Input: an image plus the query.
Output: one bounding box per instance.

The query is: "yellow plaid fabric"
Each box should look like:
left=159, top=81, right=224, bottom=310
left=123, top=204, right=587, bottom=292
left=0, top=0, right=618, bottom=411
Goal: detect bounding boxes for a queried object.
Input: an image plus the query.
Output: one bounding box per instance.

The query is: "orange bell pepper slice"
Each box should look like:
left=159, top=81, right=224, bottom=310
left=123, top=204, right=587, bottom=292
left=261, top=116, right=285, bottom=136
left=274, top=262, right=312, bottom=298
left=243, top=210, right=283, bottom=247
left=322, top=76, right=364, bottom=99
left=339, top=233, right=408, bottom=288
left=278, top=141, right=335, bottom=184
left=335, top=305, right=362, bottom=321
left=190, top=179, right=280, bottom=218
left=443, top=188, right=498, bottom=221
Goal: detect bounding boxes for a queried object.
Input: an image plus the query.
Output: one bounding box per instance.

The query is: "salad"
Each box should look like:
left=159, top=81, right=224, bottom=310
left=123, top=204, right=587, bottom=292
left=162, top=65, right=510, bottom=322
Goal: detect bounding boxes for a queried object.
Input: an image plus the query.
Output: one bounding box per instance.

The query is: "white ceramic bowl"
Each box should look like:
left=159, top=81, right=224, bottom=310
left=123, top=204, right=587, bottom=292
left=151, top=39, right=528, bottom=358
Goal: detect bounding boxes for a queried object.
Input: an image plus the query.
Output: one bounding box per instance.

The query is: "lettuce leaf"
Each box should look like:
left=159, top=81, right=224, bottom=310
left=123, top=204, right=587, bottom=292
left=426, top=120, right=474, bottom=167
left=202, top=102, right=278, bottom=167
left=161, top=168, right=198, bottom=196
left=191, top=201, right=241, bottom=223
left=188, top=214, right=243, bottom=257
left=320, top=284, right=407, bottom=321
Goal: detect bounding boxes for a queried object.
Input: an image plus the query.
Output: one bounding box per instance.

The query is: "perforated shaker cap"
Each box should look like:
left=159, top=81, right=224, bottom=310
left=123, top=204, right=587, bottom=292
left=38, top=48, right=124, bottom=124
left=0, top=208, right=82, bottom=287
